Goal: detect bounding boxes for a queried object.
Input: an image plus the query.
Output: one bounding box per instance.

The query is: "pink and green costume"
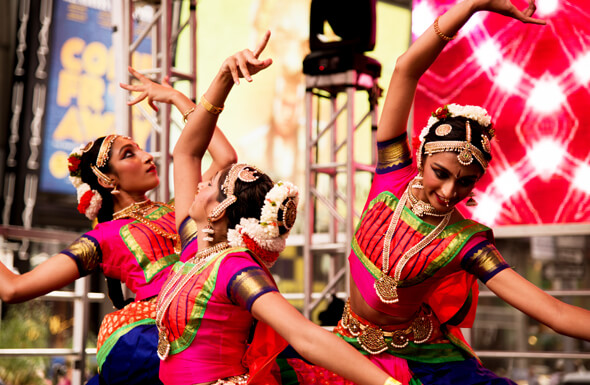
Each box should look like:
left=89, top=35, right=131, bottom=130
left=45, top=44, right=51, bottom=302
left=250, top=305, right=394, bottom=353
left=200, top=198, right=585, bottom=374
left=61, top=203, right=180, bottom=385
left=157, top=217, right=287, bottom=385
left=331, top=133, right=513, bottom=384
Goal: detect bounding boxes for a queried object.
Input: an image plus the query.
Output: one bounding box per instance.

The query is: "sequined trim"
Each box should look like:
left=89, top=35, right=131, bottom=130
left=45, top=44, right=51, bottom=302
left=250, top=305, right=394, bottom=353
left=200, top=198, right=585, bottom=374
left=212, top=373, right=249, bottom=385
left=376, top=134, right=413, bottom=174
left=62, top=235, right=101, bottom=275
left=461, top=241, right=509, bottom=283
left=228, top=266, right=278, bottom=311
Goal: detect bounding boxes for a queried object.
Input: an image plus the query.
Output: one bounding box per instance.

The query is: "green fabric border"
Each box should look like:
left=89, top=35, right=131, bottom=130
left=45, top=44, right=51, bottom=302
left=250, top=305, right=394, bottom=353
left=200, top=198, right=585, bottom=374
left=351, top=191, right=490, bottom=286
left=96, top=318, right=156, bottom=371
left=119, top=204, right=179, bottom=283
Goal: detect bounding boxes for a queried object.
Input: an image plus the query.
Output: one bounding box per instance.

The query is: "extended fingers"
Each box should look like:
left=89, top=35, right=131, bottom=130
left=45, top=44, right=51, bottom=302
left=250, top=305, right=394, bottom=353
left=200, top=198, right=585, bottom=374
left=127, top=91, right=148, bottom=106
left=253, top=30, right=271, bottom=58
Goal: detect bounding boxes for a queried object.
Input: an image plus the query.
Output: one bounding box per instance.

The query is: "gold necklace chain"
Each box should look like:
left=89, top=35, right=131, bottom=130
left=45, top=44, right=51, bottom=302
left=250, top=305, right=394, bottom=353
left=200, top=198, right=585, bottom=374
left=407, top=186, right=449, bottom=217
left=155, top=242, right=230, bottom=360
left=374, top=187, right=453, bottom=304
left=113, top=200, right=180, bottom=253
left=112, top=199, right=154, bottom=220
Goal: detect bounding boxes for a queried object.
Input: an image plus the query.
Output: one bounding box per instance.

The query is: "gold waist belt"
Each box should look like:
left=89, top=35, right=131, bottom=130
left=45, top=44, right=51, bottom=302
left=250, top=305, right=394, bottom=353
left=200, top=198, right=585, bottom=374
left=340, top=300, right=434, bottom=355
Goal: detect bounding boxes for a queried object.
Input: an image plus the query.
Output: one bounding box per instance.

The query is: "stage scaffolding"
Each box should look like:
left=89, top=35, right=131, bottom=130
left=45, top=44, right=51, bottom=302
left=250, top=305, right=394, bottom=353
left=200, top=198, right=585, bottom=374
left=112, top=0, right=197, bottom=202
left=302, top=68, right=381, bottom=318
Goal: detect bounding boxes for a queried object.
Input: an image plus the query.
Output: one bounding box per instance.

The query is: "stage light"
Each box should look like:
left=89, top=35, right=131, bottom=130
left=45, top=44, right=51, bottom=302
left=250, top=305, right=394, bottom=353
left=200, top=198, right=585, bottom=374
left=494, top=168, right=522, bottom=199
left=462, top=12, right=483, bottom=36
left=573, top=164, right=590, bottom=194
left=527, top=138, right=566, bottom=178
left=527, top=77, right=565, bottom=113
left=537, top=0, right=559, bottom=16
left=411, top=1, right=436, bottom=37
left=472, top=194, right=502, bottom=225
left=495, top=61, right=523, bottom=93
left=573, top=52, right=590, bottom=84
left=474, top=39, right=501, bottom=70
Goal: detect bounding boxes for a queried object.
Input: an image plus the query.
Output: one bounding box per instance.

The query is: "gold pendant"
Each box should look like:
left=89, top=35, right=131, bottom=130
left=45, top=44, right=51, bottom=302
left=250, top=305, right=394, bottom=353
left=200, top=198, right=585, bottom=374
left=358, top=325, right=388, bottom=355
left=157, top=329, right=170, bottom=360
left=374, top=274, right=399, bottom=303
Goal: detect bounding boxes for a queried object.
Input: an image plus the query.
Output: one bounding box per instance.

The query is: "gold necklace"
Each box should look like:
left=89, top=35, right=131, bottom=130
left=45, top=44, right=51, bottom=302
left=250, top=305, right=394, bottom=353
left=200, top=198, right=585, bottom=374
left=113, top=200, right=181, bottom=253
left=374, top=188, right=453, bottom=304
left=112, top=199, right=154, bottom=220
left=155, top=242, right=230, bottom=360
left=407, top=185, right=450, bottom=217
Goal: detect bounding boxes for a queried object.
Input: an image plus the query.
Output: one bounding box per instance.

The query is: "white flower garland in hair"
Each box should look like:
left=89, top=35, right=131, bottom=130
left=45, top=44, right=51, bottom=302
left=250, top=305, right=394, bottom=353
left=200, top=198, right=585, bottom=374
left=227, top=181, right=299, bottom=260
left=419, top=103, right=492, bottom=142
left=68, top=143, right=103, bottom=220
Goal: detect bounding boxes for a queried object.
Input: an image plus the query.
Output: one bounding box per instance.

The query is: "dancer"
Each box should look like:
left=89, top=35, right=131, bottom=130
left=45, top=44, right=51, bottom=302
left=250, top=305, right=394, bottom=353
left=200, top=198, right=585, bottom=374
left=329, top=0, right=590, bottom=384
left=0, top=93, right=237, bottom=384
left=127, top=31, right=399, bottom=385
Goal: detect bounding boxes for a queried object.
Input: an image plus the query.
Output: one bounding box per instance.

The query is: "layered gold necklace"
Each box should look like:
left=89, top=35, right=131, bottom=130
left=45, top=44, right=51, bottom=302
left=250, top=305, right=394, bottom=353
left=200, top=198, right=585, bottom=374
left=374, top=186, right=453, bottom=304
left=407, top=185, right=450, bottom=218
left=155, top=241, right=230, bottom=360
left=112, top=200, right=180, bottom=253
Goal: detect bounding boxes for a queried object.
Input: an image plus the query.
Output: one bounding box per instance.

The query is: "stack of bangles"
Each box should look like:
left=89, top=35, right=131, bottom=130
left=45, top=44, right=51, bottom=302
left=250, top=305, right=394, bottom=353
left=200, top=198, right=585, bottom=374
left=181, top=95, right=224, bottom=123
left=384, top=377, right=402, bottom=385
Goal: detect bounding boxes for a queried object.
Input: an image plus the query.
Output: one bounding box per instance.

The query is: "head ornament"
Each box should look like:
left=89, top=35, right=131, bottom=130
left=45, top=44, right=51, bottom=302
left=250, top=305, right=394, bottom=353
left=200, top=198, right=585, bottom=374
left=417, top=104, right=494, bottom=171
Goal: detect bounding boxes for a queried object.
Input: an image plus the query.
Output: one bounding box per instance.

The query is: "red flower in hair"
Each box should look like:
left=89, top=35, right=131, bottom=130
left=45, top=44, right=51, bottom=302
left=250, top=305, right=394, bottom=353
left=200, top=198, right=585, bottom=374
left=77, top=190, right=94, bottom=214
left=68, top=155, right=81, bottom=174
left=432, top=105, right=450, bottom=120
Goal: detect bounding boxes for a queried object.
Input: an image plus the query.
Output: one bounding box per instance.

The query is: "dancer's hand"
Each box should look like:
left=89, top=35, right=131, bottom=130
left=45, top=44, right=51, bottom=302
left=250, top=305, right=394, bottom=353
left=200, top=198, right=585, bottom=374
left=220, top=30, right=273, bottom=85
left=474, top=0, right=545, bottom=24
left=120, top=67, right=178, bottom=111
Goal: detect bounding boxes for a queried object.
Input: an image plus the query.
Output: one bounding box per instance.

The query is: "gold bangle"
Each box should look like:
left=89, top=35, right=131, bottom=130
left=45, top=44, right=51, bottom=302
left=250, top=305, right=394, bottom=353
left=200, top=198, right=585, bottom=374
left=383, top=378, right=402, bottom=385
left=433, top=16, right=456, bottom=42
left=200, top=95, right=223, bottom=115
left=182, top=107, right=195, bottom=123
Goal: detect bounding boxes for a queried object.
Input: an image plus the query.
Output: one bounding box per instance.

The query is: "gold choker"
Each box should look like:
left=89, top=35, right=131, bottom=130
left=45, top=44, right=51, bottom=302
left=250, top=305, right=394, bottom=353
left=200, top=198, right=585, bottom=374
left=407, top=186, right=450, bottom=218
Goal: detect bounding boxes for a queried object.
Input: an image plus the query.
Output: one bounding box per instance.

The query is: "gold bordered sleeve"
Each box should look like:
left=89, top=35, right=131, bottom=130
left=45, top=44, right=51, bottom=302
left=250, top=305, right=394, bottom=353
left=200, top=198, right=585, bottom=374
left=178, top=216, right=198, bottom=252
left=61, top=234, right=102, bottom=276
left=376, top=133, right=413, bottom=175
left=460, top=239, right=509, bottom=283
left=227, top=266, right=278, bottom=312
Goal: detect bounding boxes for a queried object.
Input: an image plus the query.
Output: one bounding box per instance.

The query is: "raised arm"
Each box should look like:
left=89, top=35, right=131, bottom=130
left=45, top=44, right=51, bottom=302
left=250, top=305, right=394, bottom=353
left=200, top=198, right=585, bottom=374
left=171, top=32, right=273, bottom=229
left=0, top=253, right=80, bottom=303
left=119, top=69, right=238, bottom=188
left=486, top=268, right=590, bottom=341
left=378, top=0, right=544, bottom=142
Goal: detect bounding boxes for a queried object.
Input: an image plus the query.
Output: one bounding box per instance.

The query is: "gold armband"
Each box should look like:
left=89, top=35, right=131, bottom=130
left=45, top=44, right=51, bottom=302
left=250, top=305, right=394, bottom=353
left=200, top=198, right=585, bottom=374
left=200, top=95, right=223, bottom=115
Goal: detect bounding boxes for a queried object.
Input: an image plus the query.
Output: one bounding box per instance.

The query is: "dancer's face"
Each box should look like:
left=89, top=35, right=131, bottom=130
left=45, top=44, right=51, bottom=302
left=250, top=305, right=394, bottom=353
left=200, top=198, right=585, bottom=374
left=107, top=137, right=159, bottom=195
left=189, top=171, right=223, bottom=222
left=420, top=151, right=482, bottom=211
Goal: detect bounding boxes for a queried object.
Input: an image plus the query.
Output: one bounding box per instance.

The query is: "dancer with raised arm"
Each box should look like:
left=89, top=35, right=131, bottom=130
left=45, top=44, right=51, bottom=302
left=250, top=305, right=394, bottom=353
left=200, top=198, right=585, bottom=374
left=0, top=88, right=236, bottom=384
left=329, top=0, right=590, bottom=384
left=126, top=31, right=400, bottom=385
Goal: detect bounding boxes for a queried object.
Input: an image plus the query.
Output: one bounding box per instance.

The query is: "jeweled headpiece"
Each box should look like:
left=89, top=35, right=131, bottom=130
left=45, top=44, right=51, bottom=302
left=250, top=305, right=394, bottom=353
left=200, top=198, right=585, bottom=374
left=89, top=134, right=130, bottom=187
left=417, top=104, right=494, bottom=171
left=208, top=163, right=262, bottom=220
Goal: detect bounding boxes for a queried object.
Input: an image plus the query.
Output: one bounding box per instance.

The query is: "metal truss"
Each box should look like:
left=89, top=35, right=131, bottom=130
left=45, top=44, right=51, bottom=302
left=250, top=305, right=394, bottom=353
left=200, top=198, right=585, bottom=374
left=112, top=0, right=197, bottom=202
left=302, top=69, right=380, bottom=319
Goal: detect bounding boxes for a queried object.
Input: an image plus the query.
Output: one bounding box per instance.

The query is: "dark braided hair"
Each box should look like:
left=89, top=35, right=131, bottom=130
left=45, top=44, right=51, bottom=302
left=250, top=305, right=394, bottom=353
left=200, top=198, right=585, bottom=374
left=216, top=165, right=293, bottom=236
left=78, top=137, right=115, bottom=223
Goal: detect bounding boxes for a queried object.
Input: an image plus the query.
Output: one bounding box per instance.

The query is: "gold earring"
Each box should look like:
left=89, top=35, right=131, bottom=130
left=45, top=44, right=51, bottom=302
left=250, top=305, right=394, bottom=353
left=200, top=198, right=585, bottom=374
left=202, top=218, right=214, bottom=242
left=466, top=192, right=478, bottom=207
left=111, top=183, right=120, bottom=195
